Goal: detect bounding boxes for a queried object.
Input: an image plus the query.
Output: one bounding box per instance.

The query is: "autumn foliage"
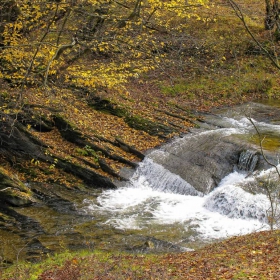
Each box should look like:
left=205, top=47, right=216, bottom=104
left=1, top=1, right=280, bottom=277
left=0, top=0, right=210, bottom=90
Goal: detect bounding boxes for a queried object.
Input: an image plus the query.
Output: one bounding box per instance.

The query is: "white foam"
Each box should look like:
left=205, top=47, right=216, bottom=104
left=85, top=171, right=269, bottom=242
left=204, top=185, right=269, bottom=222
left=222, top=117, right=253, bottom=130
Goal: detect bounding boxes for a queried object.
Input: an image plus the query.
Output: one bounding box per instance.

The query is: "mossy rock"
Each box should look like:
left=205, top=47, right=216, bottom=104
left=0, top=167, right=34, bottom=206
left=53, top=115, right=84, bottom=143
left=90, top=97, right=176, bottom=137
left=125, top=115, right=176, bottom=137
left=90, top=98, right=128, bottom=117
left=0, top=212, right=15, bottom=224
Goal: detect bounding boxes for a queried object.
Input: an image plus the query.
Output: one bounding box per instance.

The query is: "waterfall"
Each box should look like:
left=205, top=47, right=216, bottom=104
left=237, top=150, right=259, bottom=172
left=130, top=158, right=203, bottom=196
left=84, top=102, right=280, bottom=250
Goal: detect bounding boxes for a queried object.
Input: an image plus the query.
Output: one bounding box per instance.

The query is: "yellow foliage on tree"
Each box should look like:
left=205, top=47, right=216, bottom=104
left=0, top=0, right=209, bottom=91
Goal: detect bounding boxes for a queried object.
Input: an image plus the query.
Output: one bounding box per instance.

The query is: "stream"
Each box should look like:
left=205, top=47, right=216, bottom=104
left=2, top=101, right=280, bottom=262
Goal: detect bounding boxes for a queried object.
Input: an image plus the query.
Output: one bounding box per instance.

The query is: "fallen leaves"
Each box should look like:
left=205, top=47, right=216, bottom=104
left=3, top=230, right=280, bottom=279
left=159, top=230, right=280, bottom=279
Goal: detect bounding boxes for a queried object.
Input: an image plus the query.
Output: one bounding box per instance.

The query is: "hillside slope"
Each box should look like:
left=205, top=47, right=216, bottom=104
left=0, top=0, right=280, bottom=265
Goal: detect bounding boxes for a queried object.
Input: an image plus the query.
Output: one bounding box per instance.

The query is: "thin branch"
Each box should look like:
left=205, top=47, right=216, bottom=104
left=44, top=37, right=77, bottom=87
left=0, top=187, right=12, bottom=192
left=0, top=42, right=59, bottom=49
left=23, top=4, right=60, bottom=87
left=227, top=0, right=280, bottom=70
left=248, top=117, right=280, bottom=177
left=56, top=8, right=72, bottom=46
left=248, top=117, right=280, bottom=229
left=113, top=0, right=130, bottom=9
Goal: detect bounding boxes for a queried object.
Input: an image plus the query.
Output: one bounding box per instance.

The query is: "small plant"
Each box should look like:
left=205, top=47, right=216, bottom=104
left=260, top=174, right=280, bottom=230
left=75, top=146, right=101, bottom=162
left=84, top=145, right=101, bottom=162
left=75, top=148, right=89, bottom=156
left=49, top=158, right=58, bottom=169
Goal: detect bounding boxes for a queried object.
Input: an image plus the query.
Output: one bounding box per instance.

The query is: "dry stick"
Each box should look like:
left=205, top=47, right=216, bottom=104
left=227, top=0, right=280, bottom=70
left=248, top=117, right=280, bottom=229
left=114, top=1, right=130, bottom=9
left=248, top=117, right=280, bottom=177
left=0, top=187, right=11, bottom=192
left=44, top=37, right=77, bottom=87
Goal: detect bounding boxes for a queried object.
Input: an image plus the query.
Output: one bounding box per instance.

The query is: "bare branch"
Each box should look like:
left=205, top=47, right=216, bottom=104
left=44, top=37, right=77, bottom=87
left=227, top=0, right=280, bottom=70
left=248, top=117, right=280, bottom=177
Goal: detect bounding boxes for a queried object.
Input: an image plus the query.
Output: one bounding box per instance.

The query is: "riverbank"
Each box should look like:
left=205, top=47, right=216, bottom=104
left=1, top=229, right=280, bottom=279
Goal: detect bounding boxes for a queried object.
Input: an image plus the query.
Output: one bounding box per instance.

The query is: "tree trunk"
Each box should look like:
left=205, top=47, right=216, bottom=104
left=265, top=0, right=280, bottom=40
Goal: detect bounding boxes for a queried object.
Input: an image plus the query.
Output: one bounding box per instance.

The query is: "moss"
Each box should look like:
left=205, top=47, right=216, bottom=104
left=125, top=115, right=176, bottom=137
left=75, top=148, right=89, bottom=156
left=90, top=99, right=128, bottom=117
left=16, top=164, right=38, bottom=178
left=0, top=167, right=34, bottom=206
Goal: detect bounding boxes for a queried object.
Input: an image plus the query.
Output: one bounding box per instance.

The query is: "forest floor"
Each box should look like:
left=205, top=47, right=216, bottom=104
left=1, top=0, right=280, bottom=278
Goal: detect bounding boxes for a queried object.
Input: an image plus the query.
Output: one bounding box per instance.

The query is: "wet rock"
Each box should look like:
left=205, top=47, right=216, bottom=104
left=146, top=102, right=280, bottom=194
left=149, top=131, right=242, bottom=194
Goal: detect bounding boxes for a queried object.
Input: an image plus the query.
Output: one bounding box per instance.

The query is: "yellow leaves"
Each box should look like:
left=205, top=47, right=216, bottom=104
left=31, top=159, right=40, bottom=166
left=67, top=57, right=159, bottom=91
left=3, top=109, right=11, bottom=114
left=0, top=0, right=211, bottom=89
left=98, top=42, right=110, bottom=52
left=251, top=250, right=263, bottom=255
left=78, top=120, right=84, bottom=126
left=49, top=158, right=58, bottom=169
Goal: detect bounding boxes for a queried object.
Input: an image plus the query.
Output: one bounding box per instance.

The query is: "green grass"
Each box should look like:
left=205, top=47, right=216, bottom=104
left=160, top=66, right=277, bottom=100
left=1, top=250, right=91, bottom=280
left=2, top=230, right=280, bottom=279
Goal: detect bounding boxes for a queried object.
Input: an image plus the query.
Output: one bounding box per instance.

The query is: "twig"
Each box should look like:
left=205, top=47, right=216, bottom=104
left=227, top=0, right=280, bottom=70
left=248, top=117, right=280, bottom=177
left=248, top=117, right=280, bottom=229
left=44, top=37, right=77, bottom=87
left=0, top=187, right=12, bottom=192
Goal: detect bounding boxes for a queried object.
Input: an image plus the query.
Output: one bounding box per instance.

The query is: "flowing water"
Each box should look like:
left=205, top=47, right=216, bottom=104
left=3, top=101, right=280, bottom=261
left=82, top=101, right=280, bottom=251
